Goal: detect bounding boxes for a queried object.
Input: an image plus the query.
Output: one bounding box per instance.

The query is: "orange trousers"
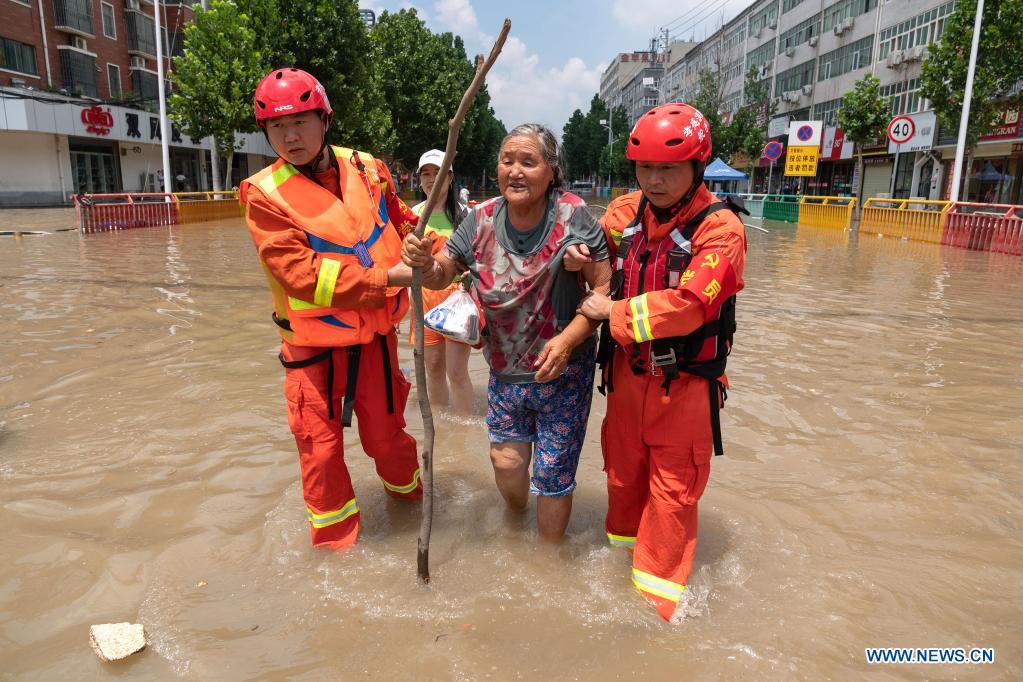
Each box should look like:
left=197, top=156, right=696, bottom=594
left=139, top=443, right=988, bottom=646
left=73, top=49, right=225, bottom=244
left=282, top=331, right=421, bottom=548
left=601, top=348, right=713, bottom=620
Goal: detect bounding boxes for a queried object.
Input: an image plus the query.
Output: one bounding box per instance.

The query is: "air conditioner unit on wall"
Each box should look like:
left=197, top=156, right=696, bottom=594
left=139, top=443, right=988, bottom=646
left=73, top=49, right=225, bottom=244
left=802, top=84, right=813, bottom=95
left=906, top=45, right=925, bottom=61
left=886, top=50, right=905, bottom=68
left=72, top=36, right=88, bottom=51
left=785, top=46, right=795, bottom=57
left=783, top=91, right=801, bottom=103
left=840, top=17, right=854, bottom=31
left=130, top=56, right=146, bottom=69
left=125, top=0, right=140, bottom=9
left=809, top=35, right=819, bottom=47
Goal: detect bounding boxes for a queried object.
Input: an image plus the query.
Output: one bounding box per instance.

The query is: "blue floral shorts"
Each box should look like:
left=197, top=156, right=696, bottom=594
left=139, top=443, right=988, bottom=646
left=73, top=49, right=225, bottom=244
left=486, top=348, right=596, bottom=497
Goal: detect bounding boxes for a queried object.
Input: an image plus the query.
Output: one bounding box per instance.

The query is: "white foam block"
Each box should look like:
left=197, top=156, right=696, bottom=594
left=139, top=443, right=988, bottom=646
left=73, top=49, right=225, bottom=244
left=89, top=622, right=146, bottom=662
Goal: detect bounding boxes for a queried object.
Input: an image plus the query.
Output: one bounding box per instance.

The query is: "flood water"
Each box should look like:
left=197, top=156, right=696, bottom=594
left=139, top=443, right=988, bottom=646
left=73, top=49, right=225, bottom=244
left=2, top=207, right=1022, bottom=679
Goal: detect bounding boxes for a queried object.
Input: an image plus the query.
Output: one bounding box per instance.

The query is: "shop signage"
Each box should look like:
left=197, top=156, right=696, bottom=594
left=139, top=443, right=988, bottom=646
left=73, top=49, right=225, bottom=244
left=81, top=106, right=113, bottom=136
left=1012, top=142, right=1023, bottom=155
left=821, top=127, right=854, bottom=161
left=980, top=107, right=1021, bottom=141
left=785, top=145, right=819, bottom=176
left=787, top=120, right=823, bottom=147
left=886, top=111, right=936, bottom=154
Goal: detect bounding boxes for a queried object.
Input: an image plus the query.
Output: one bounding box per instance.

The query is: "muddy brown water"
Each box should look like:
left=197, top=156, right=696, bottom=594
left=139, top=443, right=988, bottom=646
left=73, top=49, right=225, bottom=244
left=2, top=207, right=1022, bottom=679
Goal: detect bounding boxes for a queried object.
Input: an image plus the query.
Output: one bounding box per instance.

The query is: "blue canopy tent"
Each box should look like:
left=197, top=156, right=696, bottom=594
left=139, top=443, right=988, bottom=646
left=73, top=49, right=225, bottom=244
left=704, top=157, right=748, bottom=180
left=703, top=157, right=748, bottom=194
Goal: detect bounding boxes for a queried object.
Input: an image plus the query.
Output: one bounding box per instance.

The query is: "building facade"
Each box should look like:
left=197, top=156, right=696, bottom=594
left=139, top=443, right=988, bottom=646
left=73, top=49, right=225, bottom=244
left=0, top=0, right=274, bottom=206
left=605, top=0, right=1022, bottom=203
left=600, top=41, right=696, bottom=127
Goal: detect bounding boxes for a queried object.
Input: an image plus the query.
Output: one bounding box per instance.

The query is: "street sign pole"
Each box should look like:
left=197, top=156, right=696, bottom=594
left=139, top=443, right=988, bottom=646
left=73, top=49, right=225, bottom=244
left=889, top=142, right=901, bottom=198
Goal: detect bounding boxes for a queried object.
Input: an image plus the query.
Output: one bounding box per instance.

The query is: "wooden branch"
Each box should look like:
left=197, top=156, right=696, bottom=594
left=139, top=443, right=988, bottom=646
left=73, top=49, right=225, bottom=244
left=413, top=18, right=511, bottom=585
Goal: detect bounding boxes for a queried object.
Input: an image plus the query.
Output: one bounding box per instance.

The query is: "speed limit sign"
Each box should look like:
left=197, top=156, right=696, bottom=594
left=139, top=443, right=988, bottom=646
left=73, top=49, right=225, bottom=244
left=887, top=116, right=915, bottom=144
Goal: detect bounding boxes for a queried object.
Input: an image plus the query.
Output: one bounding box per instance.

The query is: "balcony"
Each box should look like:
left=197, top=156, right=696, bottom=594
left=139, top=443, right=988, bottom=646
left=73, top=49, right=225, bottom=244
left=125, top=9, right=157, bottom=58
left=131, top=69, right=159, bottom=106
left=53, top=0, right=94, bottom=37
left=58, top=47, right=97, bottom=98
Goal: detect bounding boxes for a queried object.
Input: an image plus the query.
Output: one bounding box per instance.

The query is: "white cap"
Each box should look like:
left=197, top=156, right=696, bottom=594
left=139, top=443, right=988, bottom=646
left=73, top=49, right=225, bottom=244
left=417, top=149, right=450, bottom=174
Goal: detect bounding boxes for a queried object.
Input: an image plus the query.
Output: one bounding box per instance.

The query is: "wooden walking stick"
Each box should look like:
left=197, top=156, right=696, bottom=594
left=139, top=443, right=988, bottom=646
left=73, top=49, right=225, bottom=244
left=412, top=19, right=511, bottom=584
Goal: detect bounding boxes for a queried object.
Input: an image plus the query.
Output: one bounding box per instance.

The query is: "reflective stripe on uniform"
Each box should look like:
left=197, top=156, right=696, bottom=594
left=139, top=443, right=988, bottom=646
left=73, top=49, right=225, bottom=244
left=306, top=498, right=359, bottom=528
left=259, top=163, right=300, bottom=195
left=607, top=532, right=636, bottom=548
left=609, top=226, right=624, bottom=247
left=380, top=468, right=421, bottom=494
left=628, top=293, right=654, bottom=343
left=313, top=258, right=341, bottom=307
left=631, top=567, right=685, bottom=602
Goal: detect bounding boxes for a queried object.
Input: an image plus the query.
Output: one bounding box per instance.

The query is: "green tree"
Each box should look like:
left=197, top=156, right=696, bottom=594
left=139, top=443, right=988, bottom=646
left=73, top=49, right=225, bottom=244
left=370, top=9, right=504, bottom=185
left=562, top=95, right=618, bottom=181
left=693, top=67, right=729, bottom=162
left=597, top=105, right=630, bottom=186
left=251, top=0, right=393, bottom=151
left=729, top=65, right=776, bottom=188
left=920, top=0, right=1023, bottom=195
left=837, top=74, right=889, bottom=204
left=169, top=0, right=267, bottom=190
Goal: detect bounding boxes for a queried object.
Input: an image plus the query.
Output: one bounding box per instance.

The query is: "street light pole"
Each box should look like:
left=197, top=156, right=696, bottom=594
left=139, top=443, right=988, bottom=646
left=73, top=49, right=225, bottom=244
left=154, top=0, right=171, bottom=194
left=949, top=0, right=984, bottom=203
left=600, top=112, right=613, bottom=191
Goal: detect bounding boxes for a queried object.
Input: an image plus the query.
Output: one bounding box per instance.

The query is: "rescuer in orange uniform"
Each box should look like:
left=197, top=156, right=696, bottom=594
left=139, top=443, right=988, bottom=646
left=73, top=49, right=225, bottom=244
left=573, top=103, right=747, bottom=620
left=239, top=68, right=423, bottom=549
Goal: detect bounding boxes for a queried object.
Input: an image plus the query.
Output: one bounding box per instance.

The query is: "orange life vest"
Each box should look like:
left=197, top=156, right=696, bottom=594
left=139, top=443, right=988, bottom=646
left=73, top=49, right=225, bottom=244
left=241, top=146, right=408, bottom=347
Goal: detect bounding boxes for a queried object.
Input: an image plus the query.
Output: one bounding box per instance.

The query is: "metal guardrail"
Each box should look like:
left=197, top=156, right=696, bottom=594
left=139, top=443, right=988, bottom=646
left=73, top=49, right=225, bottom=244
left=762, top=194, right=801, bottom=223
left=72, top=191, right=241, bottom=233
left=943, top=202, right=1023, bottom=255
left=798, top=195, right=857, bottom=230
left=860, top=198, right=950, bottom=243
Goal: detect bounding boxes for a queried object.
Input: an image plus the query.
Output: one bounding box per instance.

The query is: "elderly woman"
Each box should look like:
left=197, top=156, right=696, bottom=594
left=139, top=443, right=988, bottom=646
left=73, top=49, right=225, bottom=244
left=403, top=124, right=612, bottom=542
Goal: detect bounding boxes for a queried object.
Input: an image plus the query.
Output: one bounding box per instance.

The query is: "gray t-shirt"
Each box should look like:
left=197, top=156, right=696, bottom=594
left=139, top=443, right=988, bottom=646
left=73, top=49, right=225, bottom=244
left=444, top=191, right=609, bottom=382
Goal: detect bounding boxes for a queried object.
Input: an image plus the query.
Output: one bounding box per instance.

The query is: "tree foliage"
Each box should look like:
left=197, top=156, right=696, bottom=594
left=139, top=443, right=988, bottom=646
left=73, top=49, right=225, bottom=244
left=371, top=9, right=504, bottom=180
left=838, top=74, right=890, bottom=201
left=562, top=96, right=627, bottom=181
left=729, top=66, right=775, bottom=172
left=168, top=0, right=267, bottom=165
left=920, top=0, right=1023, bottom=148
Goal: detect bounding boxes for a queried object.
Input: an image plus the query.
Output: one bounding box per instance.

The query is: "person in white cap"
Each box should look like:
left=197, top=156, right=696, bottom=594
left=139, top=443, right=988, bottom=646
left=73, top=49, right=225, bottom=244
left=411, top=149, right=474, bottom=414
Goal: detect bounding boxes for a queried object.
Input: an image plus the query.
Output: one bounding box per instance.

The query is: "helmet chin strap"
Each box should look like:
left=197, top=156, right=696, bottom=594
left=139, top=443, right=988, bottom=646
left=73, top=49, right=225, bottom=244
left=296, top=115, right=332, bottom=175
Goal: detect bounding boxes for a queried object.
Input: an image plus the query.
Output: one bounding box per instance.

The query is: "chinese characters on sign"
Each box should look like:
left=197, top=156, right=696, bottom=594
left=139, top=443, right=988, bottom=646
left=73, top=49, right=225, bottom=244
left=785, top=146, right=819, bottom=176
left=980, top=107, right=1021, bottom=141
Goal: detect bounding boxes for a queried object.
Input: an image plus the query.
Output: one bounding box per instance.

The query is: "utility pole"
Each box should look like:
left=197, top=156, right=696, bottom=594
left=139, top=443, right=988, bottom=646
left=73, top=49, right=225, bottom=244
left=154, top=0, right=172, bottom=194
left=949, top=0, right=984, bottom=203
left=600, top=112, right=613, bottom=190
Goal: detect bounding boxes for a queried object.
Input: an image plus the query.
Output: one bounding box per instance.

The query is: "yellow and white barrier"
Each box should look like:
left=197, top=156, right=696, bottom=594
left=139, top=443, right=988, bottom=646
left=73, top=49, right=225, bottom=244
left=860, top=198, right=951, bottom=243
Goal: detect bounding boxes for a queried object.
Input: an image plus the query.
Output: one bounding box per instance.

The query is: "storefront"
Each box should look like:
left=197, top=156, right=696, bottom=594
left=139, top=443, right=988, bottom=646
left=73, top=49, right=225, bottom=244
left=936, top=106, right=1023, bottom=204
left=0, top=87, right=275, bottom=206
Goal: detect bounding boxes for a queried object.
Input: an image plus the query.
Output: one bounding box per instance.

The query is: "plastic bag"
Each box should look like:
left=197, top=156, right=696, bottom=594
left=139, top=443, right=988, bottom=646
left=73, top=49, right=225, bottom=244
left=424, top=288, right=481, bottom=345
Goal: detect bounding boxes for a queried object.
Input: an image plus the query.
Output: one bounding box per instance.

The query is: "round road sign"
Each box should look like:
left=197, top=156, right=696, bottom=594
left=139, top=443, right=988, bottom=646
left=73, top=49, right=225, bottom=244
left=796, top=125, right=814, bottom=142
left=763, top=141, right=784, bottom=161
left=888, top=116, right=915, bottom=145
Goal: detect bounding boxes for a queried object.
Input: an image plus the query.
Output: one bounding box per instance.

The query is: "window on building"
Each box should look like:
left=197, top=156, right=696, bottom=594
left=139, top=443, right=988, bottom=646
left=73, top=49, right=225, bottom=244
left=779, top=14, right=821, bottom=52
left=722, top=58, right=743, bottom=83
left=107, top=63, right=120, bottom=98
left=879, top=78, right=929, bottom=115
left=877, top=1, right=955, bottom=60
left=813, top=98, right=843, bottom=125
left=10, top=0, right=32, bottom=5
left=722, top=91, right=743, bottom=114
left=822, top=0, right=878, bottom=32
left=817, top=36, right=872, bottom=81
left=749, top=41, right=775, bottom=70
left=722, top=26, right=746, bottom=52
left=749, top=5, right=779, bottom=35
left=783, top=0, right=807, bottom=12
left=101, top=2, right=116, bottom=39
left=1, top=36, right=38, bottom=75
left=776, top=59, right=817, bottom=93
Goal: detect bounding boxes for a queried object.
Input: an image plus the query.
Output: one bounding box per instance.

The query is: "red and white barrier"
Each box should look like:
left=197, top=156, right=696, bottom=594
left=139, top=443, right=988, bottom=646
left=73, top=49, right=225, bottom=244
left=73, top=193, right=179, bottom=234
left=942, top=202, right=1023, bottom=256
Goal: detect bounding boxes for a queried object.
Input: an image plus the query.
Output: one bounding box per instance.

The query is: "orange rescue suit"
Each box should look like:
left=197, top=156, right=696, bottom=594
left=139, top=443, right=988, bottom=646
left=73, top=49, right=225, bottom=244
left=599, top=186, right=747, bottom=620
left=240, top=146, right=422, bottom=549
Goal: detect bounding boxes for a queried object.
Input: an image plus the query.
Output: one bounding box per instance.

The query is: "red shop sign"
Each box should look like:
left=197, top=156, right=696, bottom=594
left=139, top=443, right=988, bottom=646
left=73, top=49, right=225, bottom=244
left=81, top=106, right=114, bottom=136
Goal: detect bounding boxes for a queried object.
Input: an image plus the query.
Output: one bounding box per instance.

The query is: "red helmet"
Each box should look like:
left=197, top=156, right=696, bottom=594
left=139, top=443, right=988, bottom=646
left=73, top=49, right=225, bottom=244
left=626, top=103, right=712, bottom=163
left=253, top=68, right=332, bottom=128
